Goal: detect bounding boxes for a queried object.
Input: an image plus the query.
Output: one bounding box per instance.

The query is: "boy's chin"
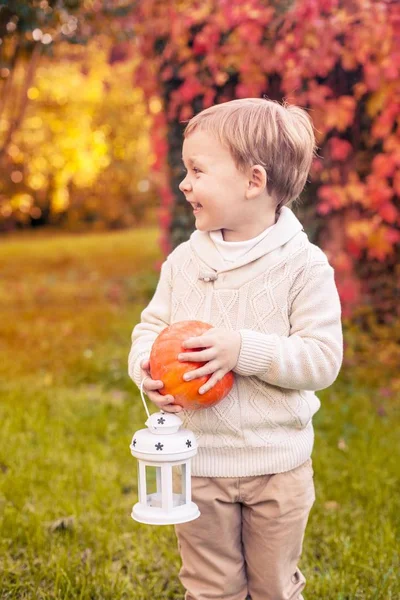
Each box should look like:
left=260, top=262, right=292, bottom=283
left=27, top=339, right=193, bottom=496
left=194, top=220, right=220, bottom=233
left=197, top=226, right=221, bottom=234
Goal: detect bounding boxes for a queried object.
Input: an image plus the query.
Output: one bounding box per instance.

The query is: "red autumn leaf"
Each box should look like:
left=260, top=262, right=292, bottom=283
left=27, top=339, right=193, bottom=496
left=193, top=39, right=208, bottom=56
left=379, top=202, right=398, bottom=224
left=367, top=227, right=397, bottom=261
left=393, top=171, right=400, bottom=197
left=372, top=153, right=396, bottom=178
left=177, top=78, right=204, bottom=103
left=237, top=22, right=264, bottom=44
left=366, top=177, right=394, bottom=207
left=329, top=138, right=352, bottom=162
left=364, top=62, right=381, bottom=91
left=306, top=82, right=334, bottom=106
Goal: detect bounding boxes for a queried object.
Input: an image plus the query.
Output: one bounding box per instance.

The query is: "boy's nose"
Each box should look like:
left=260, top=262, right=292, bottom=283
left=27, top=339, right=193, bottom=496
left=179, top=177, right=192, bottom=193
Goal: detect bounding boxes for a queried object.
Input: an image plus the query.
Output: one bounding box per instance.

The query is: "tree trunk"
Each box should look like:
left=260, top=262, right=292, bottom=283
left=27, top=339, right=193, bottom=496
left=0, top=41, right=41, bottom=164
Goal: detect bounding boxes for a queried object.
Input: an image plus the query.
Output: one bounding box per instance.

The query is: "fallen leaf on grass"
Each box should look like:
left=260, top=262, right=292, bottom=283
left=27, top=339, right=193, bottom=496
left=324, top=501, right=340, bottom=511
left=108, top=390, right=126, bottom=405
left=378, top=387, right=392, bottom=398
left=84, top=384, right=102, bottom=398
left=81, top=548, right=92, bottom=565
left=45, top=515, right=75, bottom=532
left=23, top=502, right=35, bottom=513
left=42, top=373, right=53, bottom=386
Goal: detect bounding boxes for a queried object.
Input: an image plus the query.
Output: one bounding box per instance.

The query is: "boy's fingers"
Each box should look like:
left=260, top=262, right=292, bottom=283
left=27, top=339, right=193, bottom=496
left=162, top=405, right=183, bottom=413
left=158, top=397, right=183, bottom=413
left=147, top=390, right=172, bottom=403
left=160, top=396, right=177, bottom=405
left=143, top=378, right=164, bottom=390
left=153, top=392, right=174, bottom=404
left=147, top=392, right=182, bottom=412
left=161, top=401, right=183, bottom=413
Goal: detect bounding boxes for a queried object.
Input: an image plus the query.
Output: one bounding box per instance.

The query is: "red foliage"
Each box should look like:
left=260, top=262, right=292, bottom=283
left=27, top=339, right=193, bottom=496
left=122, top=0, right=400, bottom=320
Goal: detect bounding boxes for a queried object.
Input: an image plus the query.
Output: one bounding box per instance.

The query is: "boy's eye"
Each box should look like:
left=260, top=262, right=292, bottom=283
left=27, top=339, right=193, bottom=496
left=181, top=166, right=201, bottom=175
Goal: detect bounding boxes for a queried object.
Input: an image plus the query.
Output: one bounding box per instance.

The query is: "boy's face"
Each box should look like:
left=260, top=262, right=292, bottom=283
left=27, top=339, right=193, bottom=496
left=179, top=130, right=252, bottom=238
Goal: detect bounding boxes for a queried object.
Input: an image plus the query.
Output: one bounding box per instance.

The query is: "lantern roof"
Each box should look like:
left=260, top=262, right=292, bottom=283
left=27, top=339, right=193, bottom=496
left=130, top=411, right=198, bottom=462
left=145, top=411, right=182, bottom=434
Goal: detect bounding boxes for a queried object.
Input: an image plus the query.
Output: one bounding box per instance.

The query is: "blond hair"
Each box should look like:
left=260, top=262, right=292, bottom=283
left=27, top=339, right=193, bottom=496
left=183, top=98, right=317, bottom=212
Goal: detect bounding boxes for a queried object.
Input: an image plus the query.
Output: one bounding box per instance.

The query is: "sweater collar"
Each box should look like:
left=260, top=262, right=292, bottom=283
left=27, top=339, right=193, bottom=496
left=189, top=206, right=305, bottom=274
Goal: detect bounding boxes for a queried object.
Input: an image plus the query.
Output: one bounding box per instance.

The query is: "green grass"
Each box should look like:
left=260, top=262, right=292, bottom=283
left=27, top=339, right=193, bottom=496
left=0, top=228, right=399, bottom=599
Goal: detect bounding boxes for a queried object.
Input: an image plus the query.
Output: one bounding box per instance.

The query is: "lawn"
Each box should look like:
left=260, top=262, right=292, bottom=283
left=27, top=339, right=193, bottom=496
left=0, top=228, right=399, bottom=599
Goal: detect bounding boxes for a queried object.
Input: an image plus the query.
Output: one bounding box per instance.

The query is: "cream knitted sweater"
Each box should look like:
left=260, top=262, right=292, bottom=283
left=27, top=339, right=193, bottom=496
left=128, top=207, right=343, bottom=477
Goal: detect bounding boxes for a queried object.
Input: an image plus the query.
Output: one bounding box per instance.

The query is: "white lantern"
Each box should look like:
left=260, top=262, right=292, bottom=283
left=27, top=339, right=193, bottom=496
left=130, top=380, right=201, bottom=525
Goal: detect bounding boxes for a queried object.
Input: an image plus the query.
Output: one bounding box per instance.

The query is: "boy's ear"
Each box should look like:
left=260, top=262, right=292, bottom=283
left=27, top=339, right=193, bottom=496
left=246, top=165, right=267, bottom=199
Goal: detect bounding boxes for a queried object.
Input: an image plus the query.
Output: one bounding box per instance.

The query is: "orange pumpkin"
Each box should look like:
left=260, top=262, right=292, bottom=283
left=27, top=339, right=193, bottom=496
left=149, top=320, right=235, bottom=410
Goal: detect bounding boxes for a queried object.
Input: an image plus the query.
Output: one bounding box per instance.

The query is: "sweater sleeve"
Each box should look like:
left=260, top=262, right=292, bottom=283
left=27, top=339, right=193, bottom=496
left=233, top=259, right=343, bottom=391
left=128, top=259, right=172, bottom=388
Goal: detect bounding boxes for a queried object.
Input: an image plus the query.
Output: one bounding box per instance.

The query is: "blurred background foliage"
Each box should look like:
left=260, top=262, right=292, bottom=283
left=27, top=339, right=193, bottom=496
left=1, top=0, right=399, bottom=330
left=0, top=0, right=159, bottom=231
left=131, top=0, right=400, bottom=329
left=0, top=0, right=399, bottom=328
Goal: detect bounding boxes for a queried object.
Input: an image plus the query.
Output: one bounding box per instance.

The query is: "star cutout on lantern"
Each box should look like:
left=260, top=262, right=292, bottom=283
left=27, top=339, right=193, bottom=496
left=157, top=417, right=165, bottom=424
left=186, top=440, right=192, bottom=447
left=133, top=439, right=137, bottom=447
left=155, top=442, right=164, bottom=451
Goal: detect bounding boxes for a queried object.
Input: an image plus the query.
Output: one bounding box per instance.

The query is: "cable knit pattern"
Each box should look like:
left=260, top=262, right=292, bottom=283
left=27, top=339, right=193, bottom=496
left=128, top=207, right=343, bottom=477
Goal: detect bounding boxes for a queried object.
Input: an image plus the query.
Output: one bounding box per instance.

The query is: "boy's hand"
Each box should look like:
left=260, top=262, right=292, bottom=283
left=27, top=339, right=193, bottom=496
left=140, top=358, right=183, bottom=413
left=178, top=328, right=241, bottom=395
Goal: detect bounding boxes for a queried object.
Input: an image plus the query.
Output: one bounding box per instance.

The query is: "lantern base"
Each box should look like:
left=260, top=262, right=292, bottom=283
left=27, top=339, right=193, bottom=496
left=131, top=500, right=200, bottom=525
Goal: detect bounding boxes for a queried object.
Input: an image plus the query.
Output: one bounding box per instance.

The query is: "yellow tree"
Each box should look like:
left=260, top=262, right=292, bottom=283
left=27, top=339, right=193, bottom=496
left=0, top=0, right=152, bottom=230
left=1, top=39, right=155, bottom=229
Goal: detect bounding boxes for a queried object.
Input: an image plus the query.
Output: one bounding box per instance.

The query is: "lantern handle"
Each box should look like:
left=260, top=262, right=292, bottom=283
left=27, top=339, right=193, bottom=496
left=139, top=377, right=165, bottom=418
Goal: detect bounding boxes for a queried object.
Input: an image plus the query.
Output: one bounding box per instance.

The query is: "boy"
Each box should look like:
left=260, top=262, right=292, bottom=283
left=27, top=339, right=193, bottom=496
left=128, top=98, right=343, bottom=600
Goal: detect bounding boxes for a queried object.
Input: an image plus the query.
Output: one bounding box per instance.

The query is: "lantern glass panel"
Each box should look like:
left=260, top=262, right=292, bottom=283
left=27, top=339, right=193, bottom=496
left=172, top=465, right=182, bottom=495
left=172, top=464, right=186, bottom=507
left=145, top=465, right=163, bottom=508
left=145, top=465, right=159, bottom=496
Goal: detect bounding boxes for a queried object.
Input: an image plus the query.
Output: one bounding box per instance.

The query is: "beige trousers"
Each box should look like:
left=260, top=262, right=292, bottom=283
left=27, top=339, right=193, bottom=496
left=174, top=458, right=315, bottom=600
